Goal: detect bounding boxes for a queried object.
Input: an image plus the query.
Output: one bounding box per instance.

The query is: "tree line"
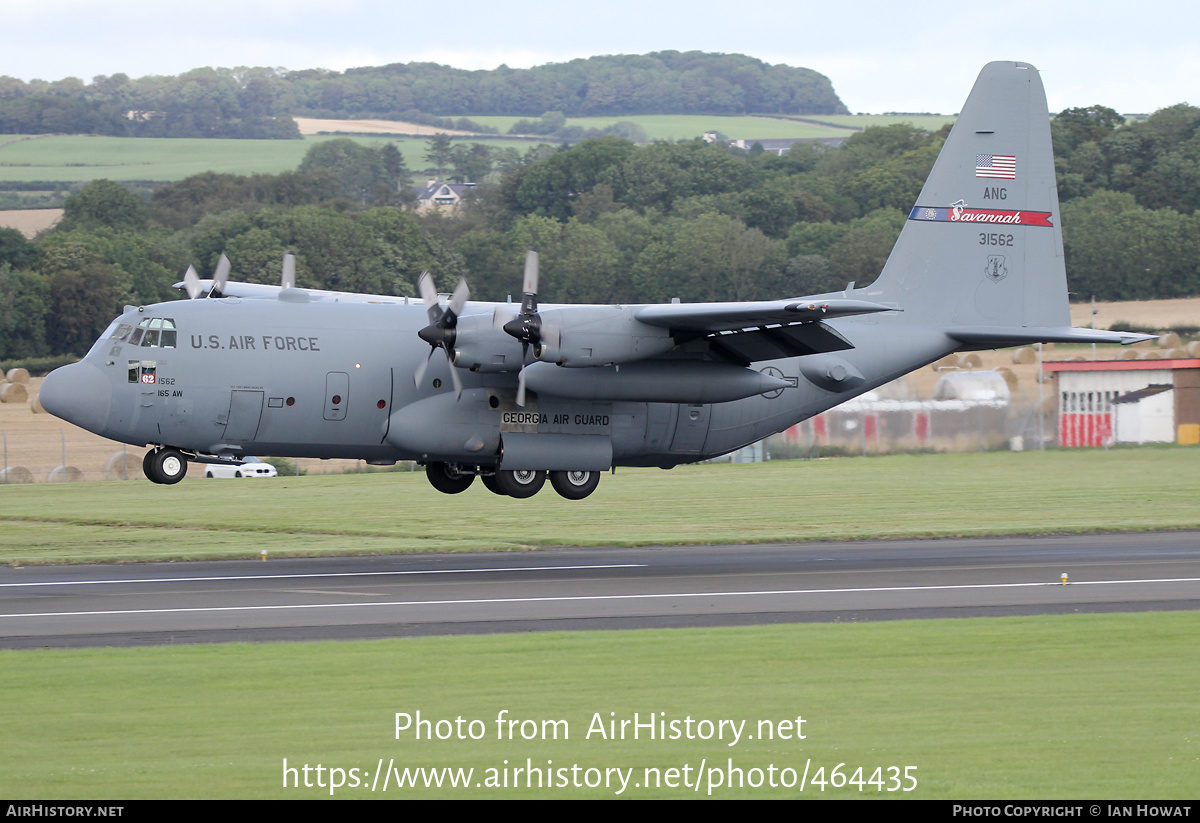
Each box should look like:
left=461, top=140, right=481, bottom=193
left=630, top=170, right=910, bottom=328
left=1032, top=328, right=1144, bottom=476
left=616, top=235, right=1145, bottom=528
left=5, top=101, right=1200, bottom=363
left=0, top=52, right=845, bottom=139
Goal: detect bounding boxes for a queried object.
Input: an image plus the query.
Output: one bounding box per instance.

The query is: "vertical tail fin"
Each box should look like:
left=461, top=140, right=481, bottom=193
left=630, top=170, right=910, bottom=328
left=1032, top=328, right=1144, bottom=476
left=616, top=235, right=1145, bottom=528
left=868, top=61, right=1068, bottom=329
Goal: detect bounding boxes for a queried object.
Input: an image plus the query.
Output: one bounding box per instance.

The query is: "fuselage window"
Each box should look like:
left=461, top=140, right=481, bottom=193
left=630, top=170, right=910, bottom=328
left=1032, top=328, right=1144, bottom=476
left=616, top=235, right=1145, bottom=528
left=128, top=359, right=158, bottom=384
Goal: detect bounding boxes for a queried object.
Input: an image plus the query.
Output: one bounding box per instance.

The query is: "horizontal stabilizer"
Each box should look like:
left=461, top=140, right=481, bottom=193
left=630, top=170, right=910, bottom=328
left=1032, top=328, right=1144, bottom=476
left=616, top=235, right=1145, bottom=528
left=946, top=326, right=1156, bottom=347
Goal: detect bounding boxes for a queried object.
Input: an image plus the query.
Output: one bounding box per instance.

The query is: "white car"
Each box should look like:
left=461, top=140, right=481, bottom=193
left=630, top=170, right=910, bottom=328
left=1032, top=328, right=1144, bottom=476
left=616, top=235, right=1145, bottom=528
left=203, top=457, right=279, bottom=478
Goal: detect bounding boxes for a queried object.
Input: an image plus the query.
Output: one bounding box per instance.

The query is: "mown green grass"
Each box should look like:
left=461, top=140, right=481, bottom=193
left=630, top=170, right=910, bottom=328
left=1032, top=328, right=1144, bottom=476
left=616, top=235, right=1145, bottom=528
left=2, top=449, right=1198, bottom=565
left=0, top=114, right=954, bottom=184
left=0, top=134, right=463, bottom=183
left=468, top=114, right=855, bottom=141
left=2, top=612, right=1196, bottom=798
left=789, top=113, right=957, bottom=131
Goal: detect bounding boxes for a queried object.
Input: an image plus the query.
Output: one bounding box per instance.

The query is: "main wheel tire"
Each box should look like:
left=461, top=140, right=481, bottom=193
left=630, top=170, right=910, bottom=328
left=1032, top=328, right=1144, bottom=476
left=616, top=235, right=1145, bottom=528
left=480, top=473, right=507, bottom=496
left=550, top=470, right=600, bottom=500
left=142, top=449, right=160, bottom=483
left=425, top=462, right=474, bottom=494
left=146, top=448, right=187, bottom=485
left=494, top=469, right=546, bottom=498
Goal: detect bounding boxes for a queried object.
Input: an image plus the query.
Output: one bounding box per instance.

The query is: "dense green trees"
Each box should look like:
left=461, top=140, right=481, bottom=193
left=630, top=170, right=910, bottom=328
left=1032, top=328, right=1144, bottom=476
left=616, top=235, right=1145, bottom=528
left=0, top=53, right=845, bottom=142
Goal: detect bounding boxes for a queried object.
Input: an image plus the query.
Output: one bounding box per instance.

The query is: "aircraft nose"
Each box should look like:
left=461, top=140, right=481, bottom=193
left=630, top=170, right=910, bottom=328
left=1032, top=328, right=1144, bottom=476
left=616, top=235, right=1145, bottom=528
left=39, top=361, right=112, bottom=436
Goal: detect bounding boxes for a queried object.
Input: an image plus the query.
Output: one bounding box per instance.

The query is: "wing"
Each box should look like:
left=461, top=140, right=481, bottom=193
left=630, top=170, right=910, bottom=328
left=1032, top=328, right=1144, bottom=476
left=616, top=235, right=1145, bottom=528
left=634, top=296, right=896, bottom=364
left=174, top=279, right=409, bottom=304
left=634, top=297, right=895, bottom=332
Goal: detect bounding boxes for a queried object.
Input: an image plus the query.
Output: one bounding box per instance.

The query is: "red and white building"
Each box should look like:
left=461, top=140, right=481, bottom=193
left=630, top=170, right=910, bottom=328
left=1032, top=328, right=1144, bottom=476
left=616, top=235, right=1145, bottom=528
left=1042, top=358, right=1200, bottom=446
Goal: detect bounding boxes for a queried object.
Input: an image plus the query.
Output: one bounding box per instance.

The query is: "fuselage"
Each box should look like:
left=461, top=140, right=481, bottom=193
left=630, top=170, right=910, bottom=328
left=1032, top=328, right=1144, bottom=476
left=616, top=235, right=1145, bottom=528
left=40, top=294, right=956, bottom=470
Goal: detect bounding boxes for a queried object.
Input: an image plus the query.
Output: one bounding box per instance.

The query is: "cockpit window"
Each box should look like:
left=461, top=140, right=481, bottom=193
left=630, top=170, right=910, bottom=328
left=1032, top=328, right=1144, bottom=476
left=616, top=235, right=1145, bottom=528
left=110, top=323, right=133, bottom=342
left=130, top=317, right=176, bottom=348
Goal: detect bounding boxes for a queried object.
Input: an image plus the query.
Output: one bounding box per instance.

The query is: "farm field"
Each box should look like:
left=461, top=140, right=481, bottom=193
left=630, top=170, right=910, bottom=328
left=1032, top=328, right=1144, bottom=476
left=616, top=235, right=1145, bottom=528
left=786, top=113, right=957, bottom=131
left=0, top=134, right=436, bottom=183
left=0, top=114, right=956, bottom=184
left=463, top=114, right=858, bottom=141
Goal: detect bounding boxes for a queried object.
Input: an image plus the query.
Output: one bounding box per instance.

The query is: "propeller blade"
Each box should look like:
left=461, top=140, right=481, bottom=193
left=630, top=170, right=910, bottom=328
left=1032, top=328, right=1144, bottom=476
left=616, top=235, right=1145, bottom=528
left=183, top=265, right=203, bottom=300
left=447, top=357, right=463, bottom=401
left=521, top=250, right=538, bottom=314
left=280, top=252, right=295, bottom=290
left=492, top=305, right=518, bottom=330
left=209, top=253, right=231, bottom=297
left=417, top=271, right=441, bottom=324
left=448, top=278, right=470, bottom=317
left=414, top=348, right=434, bottom=388
left=516, top=366, right=527, bottom=408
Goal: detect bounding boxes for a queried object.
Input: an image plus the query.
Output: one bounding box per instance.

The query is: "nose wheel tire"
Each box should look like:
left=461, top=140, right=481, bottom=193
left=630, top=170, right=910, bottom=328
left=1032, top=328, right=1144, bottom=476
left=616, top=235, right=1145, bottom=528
left=550, top=470, right=600, bottom=500
left=494, top=469, right=546, bottom=498
left=425, top=462, right=475, bottom=494
left=144, top=448, right=188, bottom=484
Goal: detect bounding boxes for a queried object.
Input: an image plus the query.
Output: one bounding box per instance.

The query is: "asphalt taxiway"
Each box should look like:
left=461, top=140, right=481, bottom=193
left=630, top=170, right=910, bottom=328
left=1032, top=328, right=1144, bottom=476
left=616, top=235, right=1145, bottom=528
left=2, top=531, right=1199, bottom=649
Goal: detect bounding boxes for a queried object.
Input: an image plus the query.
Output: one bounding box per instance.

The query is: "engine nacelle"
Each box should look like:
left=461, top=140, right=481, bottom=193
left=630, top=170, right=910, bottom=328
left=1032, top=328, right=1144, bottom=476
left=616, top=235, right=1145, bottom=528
left=533, top=306, right=674, bottom=367
left=449, top=313, right=525, bottom=373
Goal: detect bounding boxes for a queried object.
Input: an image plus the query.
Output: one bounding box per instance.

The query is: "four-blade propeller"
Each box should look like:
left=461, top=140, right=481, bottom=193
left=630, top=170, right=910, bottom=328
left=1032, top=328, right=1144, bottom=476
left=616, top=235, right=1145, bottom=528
left=413, top=271, right=470, bottom=399
left=498, top=250, right=558, bottom=406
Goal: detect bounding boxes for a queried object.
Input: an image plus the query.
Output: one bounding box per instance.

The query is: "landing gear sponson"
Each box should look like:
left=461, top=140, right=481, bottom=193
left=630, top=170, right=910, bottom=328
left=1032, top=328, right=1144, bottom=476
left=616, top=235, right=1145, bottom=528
left=424, top=462, right=600, bottom=500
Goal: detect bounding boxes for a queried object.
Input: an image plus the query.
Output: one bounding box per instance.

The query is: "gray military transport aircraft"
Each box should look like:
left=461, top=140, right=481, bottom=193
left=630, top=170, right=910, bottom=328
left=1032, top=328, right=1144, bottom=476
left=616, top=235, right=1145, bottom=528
left=40, top=62, right=1150, bottom=500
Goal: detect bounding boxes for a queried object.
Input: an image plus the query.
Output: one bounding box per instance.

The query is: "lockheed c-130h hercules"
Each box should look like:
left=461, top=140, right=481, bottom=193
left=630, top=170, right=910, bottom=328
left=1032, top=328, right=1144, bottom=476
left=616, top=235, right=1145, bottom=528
left=40, top=62, right=1150, bottom=500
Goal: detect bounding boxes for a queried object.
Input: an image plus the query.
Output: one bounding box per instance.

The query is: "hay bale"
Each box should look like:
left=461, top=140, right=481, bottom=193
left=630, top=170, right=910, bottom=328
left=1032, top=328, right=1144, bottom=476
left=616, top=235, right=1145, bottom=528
left=1157, top=332, right=1181, bottom=349
left=0, top=383, right=28, bottom=403
left=5, top=368, right=30, bottom=384
left=30, top=393, right=43, bottom=413
left=1040, top=395, right=1057, bottom=415
left=47, top=466, right=83, bottom=483
left=1164, top=348, right=1187, bottom=359
left=1012, top=347, right=1037, bottom=364
left=1188, top=341, right=1200, bottom=358
left=930, top=354, right=959, bottom=371
left=994, top=366, right=1019, bottom=391
left=1139, top=350, right=1163, bottom=359
left=957, top=353, right=982, bottom=369
left=0, top=466, right=34, bottom=484
left=1119, top=348, right=1140, bottom=360
left=103, top=451, right=138, bottom=480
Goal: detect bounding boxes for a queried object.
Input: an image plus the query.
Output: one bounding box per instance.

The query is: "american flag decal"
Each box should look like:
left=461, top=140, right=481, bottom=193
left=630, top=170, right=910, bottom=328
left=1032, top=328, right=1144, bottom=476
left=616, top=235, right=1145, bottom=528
left=976, top=153, right=1016, bottom=179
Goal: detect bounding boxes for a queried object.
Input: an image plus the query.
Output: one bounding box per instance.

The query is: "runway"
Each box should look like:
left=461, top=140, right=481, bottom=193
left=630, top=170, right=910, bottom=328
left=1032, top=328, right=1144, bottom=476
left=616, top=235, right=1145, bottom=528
left=3, top=531, right=1199, bottom=649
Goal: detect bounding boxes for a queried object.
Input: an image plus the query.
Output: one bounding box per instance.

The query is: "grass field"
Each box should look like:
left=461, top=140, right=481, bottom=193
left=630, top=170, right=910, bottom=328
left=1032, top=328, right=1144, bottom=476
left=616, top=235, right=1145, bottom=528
left=0, top=134, right=432, bottom=183
left=2, top=612, right=1196, bottom=798
left=0, top=114, right=955, bottom=184
left=788, top=113, right=957, bottom=131
left=466, top=114, right=858, bottom=141
left=2, top=448, right=1199, bottom=565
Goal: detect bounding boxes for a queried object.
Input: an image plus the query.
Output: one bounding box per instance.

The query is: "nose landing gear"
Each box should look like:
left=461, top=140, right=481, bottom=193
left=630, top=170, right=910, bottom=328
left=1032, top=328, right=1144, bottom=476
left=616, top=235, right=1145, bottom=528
left=143, top=447, right=188, bottom=484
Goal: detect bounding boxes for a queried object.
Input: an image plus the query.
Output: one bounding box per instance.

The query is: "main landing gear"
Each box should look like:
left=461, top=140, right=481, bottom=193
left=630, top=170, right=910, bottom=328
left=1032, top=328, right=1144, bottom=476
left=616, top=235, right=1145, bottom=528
left=143, top=447, right=188, bottom=484
left=424, top=462, right=600, bottom=500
